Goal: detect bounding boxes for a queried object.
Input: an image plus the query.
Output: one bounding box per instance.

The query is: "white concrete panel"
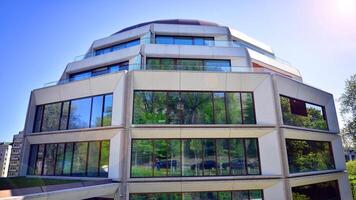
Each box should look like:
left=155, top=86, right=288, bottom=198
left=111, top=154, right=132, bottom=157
left=180, top=72, right=226, bottom=91
left=339, top=173, right=353, bottom=200
left=259, top=130, right=283, bottom=176
left=230, top=28, right=274, bottom=54
left=332, top=137, right=346, bottom=170
left=263, top=181, right=285, bottom=200
left=253, top=76, right=277, bottom=125
left=109, top=132, right=122, bottom=180
left=112, top=73, right=126, bottom=126
left=132, top=71, right=180, bottom=90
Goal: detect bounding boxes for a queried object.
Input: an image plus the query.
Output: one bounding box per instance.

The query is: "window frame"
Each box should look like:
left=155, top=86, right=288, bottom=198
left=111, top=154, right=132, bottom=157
left=132, top=90, right=256, bottom=125
left=130, top=138, right=261, bottom=178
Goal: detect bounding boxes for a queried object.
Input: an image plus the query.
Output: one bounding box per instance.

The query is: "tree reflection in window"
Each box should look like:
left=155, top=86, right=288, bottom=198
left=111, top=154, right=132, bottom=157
left=280, top=96, right=328, bottom=130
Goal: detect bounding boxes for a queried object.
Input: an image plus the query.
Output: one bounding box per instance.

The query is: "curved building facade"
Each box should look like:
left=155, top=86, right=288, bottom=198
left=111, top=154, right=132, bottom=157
left=19, top=19, right=352, bottom=199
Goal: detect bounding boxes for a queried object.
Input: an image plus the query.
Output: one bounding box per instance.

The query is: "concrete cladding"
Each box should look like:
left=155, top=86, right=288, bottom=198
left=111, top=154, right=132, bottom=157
left=17, top=19, right=352, bottom=200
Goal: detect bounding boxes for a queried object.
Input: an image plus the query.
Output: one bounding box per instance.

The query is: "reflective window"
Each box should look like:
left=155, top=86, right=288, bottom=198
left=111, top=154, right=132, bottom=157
left=95, top=39, right=140, bottom=56
left=155, top=35, right=215, bottom=46
left=41, top=103, right=61, bottom=132
left=286, top=139, right=335, bottom=173
left=280, top=96, right=328, bottom=130
left=28, top=140, right=109, bottom=177
left=131, top=138, right=260, bottom=177
left=292, top=180, right=340, bottom=200
left=70, top=61, right=129, bottom=82
left=133, top=91, right=254, bottom=125
left=130, top=190, right=263, bottom=200
left=146, top=58, right=231, bottom=72
left=33, top=94, right=113, bottom=133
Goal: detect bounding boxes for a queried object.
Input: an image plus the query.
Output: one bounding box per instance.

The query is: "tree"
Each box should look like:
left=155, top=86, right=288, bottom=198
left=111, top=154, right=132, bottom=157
left=340, top=74, right=356, bottom=145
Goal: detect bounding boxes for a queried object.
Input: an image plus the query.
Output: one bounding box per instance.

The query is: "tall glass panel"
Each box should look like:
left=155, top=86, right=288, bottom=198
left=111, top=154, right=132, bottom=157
left=245, top=139, right=260, bottom=175
left=218, top=192, right=232, bottom=200
left=230, top=139, right=246, bottom=175
left=160, top=58, right=175, bottom=70
left=87, top=141, right=100, bottom=176
left=204, top=60, right=231, bottom=72
left=155, top=36, right=174, bottom=44
left=43, top=144, right=57, bottom=175
left=249, top=190, right=263, bottom=200
left=103, top=94, right=113, bottom=126
left=133, top=91, right=167, bottom=124
left=131, top=140, right=153, bottom=177
left=153, top=140, right=168, bottom=177
left=99, top=140, right=110, bottom=177
left=72, top=142, right=88, bottom=176
left=286, top=139, right=335, bottom=173
left=55, top=143, right=65, bottom=175
left=213, top=93, right=227, bottom=124
left=146, top=58, right=161, bottom=70
left=216, top=139, right=230, bottom=175
left=60, top=101, right=70, bottom=130
left=183, top=192, right=201, bottom=200
left=181, top=92, right=213, bottom=124
left=68, top=98, right=91, bottom=129
left=174, top=37, right=193, bottom=45
left=33, top=106, right=43, bottom=132
left=177, top=59, right=203, bottom=71
left=202, top=139, right=217, bottom=176
left=292, top=180, right=340, bottom=200
left=241, top=93, right=255, bottom=124
left=35, top=144, right=45, bottom=175
left=167, top=140, right=181, bottom=176
left=182, top=139, right=203, bottom=176
left=232, top=191, right=249, bottom=200
left=167, top=92, right=181, bottom=124
left=63, top=143, right=73, bottom=175
left=193, top=37, right=205, bottom=45
left=226, top=93, right=242, bottom=124
left=90, top=96, right=103, bottom=128
left=27, top=145, right=38, bottom=175
left=41, top=103, right=62, bottom=132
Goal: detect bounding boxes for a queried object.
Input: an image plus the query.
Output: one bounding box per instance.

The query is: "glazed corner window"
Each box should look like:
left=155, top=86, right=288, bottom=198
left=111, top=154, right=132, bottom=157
left=286, top=139, right=335, bottom=173
left=95, top=39, right=140, bottom=56
left=292, top=180, right=340, bottom=200
left=280, top=96, right=328, bottom=130
left=155, top=35, right=215, bottom=46
left=133, top=91, right=255, bottom=125
left=27, top=140, right=110, bottom=177
left=33, top=94, right=113, bottom=132
left=130, top=138, right=260, bottom=178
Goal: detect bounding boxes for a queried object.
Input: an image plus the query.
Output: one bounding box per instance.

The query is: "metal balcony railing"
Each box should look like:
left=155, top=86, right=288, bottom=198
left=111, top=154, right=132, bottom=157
left=44, top=64, right=267, bottom=87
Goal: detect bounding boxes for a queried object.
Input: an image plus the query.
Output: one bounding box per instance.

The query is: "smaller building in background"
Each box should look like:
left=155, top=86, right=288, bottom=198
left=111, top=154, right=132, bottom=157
left=0, top=142, right=12, bottom=177
left=345, top=149, right=356, bottom=162
left=7, top=132, right=24, bottom=177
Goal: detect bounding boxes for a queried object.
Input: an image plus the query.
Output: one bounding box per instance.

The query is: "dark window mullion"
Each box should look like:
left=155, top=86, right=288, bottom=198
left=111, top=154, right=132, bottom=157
left=66, top=101, right=71, bottom=130
left=243, top=139, right=248, bottom=175
left=89, top=97, right=94, bottom=128
left=85, top=142, right=90, bottom=176
left=101, top=95, right=105, bottom=127
left=58, top=102, right=64, bottom=131
left=240, top=93, right=245, bottom=124
left=97, top=141, right=102, bottom=176
left=70, top=143, right=75, bottom=176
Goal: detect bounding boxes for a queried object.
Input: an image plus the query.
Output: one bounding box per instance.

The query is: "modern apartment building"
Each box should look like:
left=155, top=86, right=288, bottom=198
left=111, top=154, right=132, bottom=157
left=0, top=142, right=12, bottom=177
left=18, top=19, right=352, bottom=199
left=7, top=131, right=24, bottom=177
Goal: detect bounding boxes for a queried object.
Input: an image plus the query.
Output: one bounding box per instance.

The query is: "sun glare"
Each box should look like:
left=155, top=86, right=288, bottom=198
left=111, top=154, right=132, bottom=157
left=336, top=0, right=356, bottom=15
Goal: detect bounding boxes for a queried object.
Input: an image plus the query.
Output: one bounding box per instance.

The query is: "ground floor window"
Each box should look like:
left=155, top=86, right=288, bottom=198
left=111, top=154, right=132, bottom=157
left=27, top=140, right=110, bottom=177
left=292, top=180, right=340, bottom=200
left=131, top=138, right=260, bottom=177
left=130, top=190, right=263, bottom=200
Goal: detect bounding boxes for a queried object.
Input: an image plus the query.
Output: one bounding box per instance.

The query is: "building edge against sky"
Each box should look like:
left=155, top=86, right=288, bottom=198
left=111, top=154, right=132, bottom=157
left=15, top=19, right=352, bottom=199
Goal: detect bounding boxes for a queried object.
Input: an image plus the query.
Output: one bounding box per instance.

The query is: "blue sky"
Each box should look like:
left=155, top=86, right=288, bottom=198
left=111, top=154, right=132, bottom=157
left=0, top=0, right=355, bottom=141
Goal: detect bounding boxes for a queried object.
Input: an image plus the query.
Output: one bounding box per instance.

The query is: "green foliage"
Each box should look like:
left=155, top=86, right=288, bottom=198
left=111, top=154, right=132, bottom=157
left=292, top=193, right=311, bottom=200
left=340, top=74, right=356, bottom=143
left=347, top=161, right=356, bottom=176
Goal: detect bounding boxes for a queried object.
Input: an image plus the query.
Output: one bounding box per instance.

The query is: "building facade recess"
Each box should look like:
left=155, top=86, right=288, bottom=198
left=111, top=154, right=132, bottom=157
left=0, top=142, right=12, bottom=177
left=18, top=19, right=351, bottom=200
left=7, top=131, right=24, bottom=177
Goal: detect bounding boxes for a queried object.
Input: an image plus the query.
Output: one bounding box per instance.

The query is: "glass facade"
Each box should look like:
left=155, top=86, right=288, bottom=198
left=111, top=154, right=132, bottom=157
left=33, top=94, right=113, bottom=132
left=133, top=91, right=255, bottom=125
left=286, top=139, right=335, bottom=173
left=292, top=180, right=340, bottom=200
left=280, top=96, right=328, bottom=130
left=155, top=35, right=214, bottom=46
left=70, top=61, right=129, bottom=82
left=146, top=58, right=231, bottom=72
left=27, top=140, right=110, bottom=177
left=95, top=39, right=140, bottom=56
left=131, top=138, right=260, bottom=177
left=130, top=190, right=263, bottom=200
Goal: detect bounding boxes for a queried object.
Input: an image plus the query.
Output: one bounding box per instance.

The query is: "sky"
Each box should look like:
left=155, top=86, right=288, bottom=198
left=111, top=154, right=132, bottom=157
left=0, top=0, right=355, bottom=142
